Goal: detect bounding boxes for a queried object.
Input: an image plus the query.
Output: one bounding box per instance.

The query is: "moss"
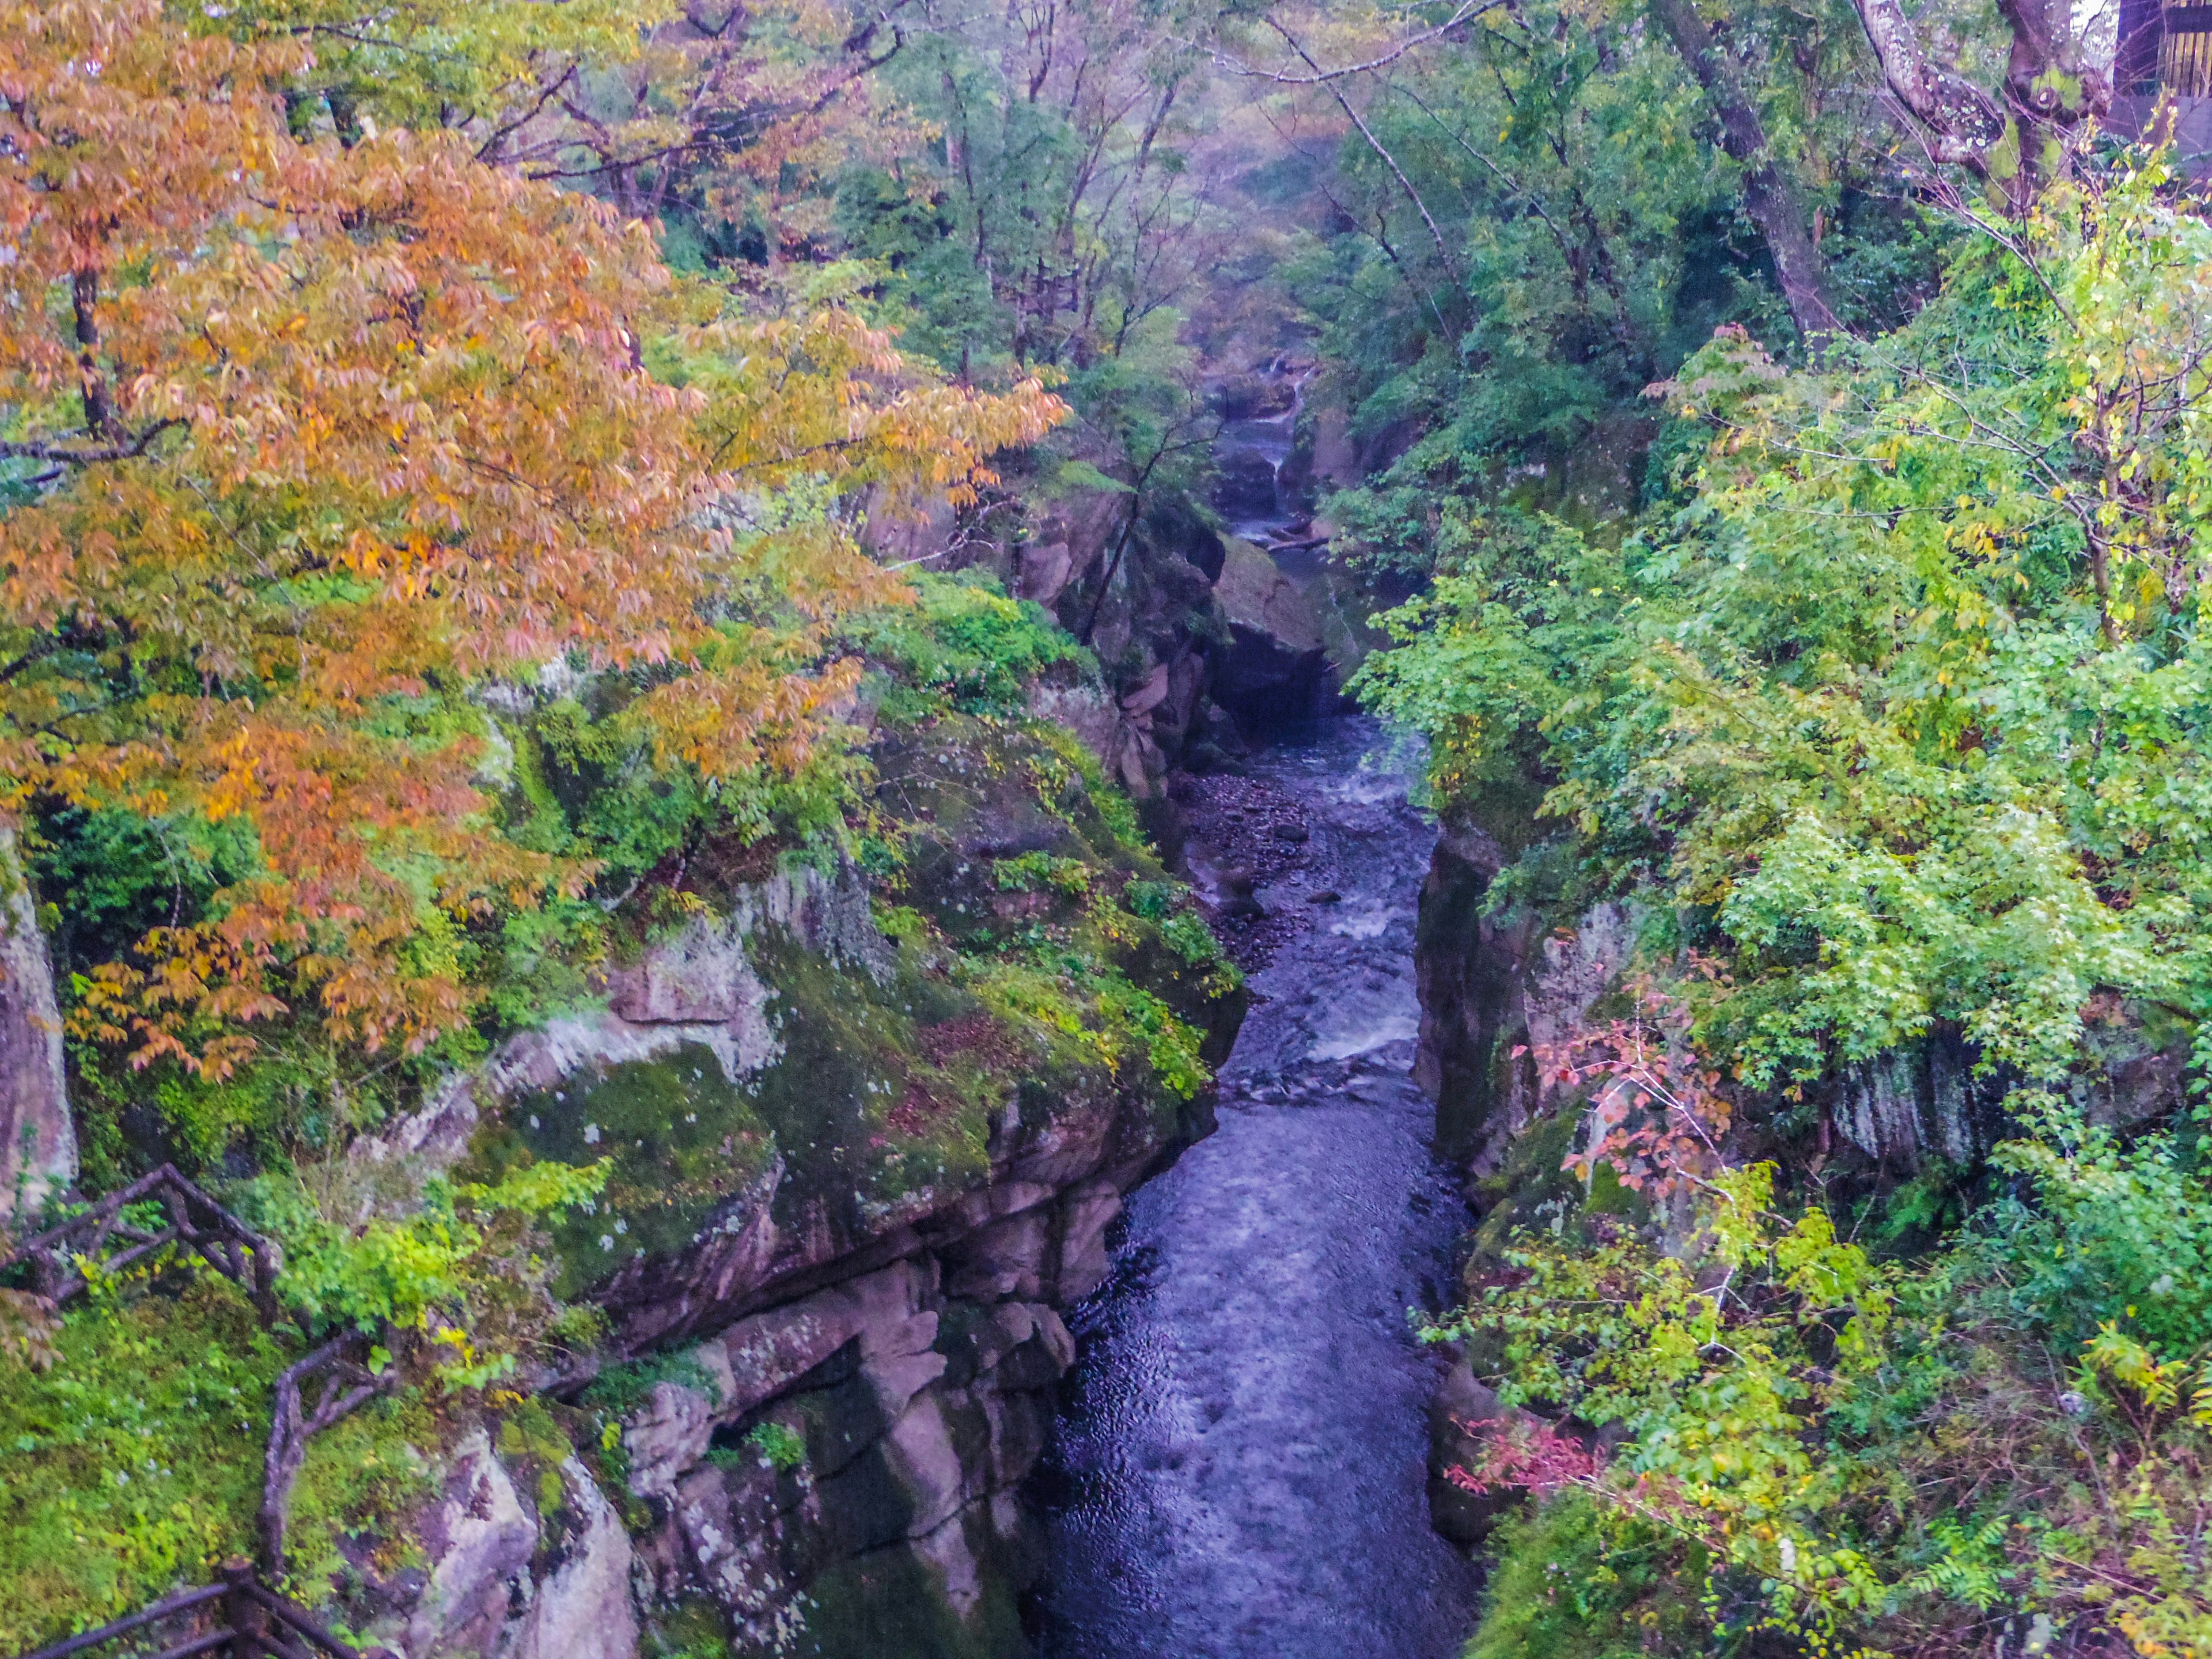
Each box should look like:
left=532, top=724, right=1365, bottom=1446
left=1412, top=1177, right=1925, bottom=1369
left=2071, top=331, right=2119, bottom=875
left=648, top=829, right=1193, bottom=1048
left=789, top=1525, right=1029, bottom=1659
left=1463, top=1492, right=1703, bottom=1659
left=289, top=1392, right=441, bottom=1599
left=1465, top=1109, right=1650, bottom=1279
left=460, top=700, right=1241, bottom=1301
left=645, top=1597, right=737, bottom=1659
left=1466, top=1109, right=1586, bottom=1268
left=744, top=930, right=993, bottom=1218
left=0, top=1281, right=432, bottom=1645
left=0, top=1283, right=272, bottom=1645
left=464, top=926, right=1025, bottom=1296
left=469, top=1042, right=777, bottom=1299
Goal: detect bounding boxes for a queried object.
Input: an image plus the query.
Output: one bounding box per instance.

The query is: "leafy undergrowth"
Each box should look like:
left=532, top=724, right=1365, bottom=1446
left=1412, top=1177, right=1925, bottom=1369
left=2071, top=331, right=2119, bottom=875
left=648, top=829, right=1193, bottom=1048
left=0, top=1281, right=436, bottom=1648
left=1464, top=1494, right=1703, bottom=1659
left=0, top=567, right=1241, bottom=1642
left=1355, top=169, right=2212, bottom=1659
left=1441, top=1137, right=2212, bottom=1658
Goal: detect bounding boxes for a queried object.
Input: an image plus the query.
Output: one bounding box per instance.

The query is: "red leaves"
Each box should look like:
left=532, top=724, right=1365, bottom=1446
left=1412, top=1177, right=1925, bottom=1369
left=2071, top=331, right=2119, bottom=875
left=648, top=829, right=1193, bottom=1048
left=1446, top=1418, right=1600, bottom=1497
left=1541, top=978, right=1733, bottom=1197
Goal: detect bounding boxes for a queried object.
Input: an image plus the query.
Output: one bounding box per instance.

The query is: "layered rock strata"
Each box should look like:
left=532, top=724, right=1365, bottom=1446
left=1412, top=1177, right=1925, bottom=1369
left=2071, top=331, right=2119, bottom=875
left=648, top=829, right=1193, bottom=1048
left=343, top=709, right=1236, bottom=1659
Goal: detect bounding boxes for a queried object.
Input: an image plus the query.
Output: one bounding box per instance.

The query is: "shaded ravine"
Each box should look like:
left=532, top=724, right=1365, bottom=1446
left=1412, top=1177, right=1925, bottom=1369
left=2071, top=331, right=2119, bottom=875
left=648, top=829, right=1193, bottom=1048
left=1035, top=718, right=1479, bottom=1659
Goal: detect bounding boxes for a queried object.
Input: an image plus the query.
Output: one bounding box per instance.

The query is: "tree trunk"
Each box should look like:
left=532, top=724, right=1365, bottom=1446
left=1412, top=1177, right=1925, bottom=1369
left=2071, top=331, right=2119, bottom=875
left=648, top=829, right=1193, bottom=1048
left=1648, top=0, right=1846, bottom=357
left=1847, top=0, right=2106, bottom=213
left=0, top=823, right=71, bottom=1224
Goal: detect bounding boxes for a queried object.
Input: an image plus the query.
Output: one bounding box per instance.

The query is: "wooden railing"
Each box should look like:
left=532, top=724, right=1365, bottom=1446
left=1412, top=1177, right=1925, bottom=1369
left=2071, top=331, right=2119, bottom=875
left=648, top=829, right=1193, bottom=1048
left=5, top=1163, right=280, bottom=1326
left=8, top=1561, right=392, bottom=1659
left=259, top=1336, right=387, bottom=1569
left=1, top=1176, right=389, bottom=1572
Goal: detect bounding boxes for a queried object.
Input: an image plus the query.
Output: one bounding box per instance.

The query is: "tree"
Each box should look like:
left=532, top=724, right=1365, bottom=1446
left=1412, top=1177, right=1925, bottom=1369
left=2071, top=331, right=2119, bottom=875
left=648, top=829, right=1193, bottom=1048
left=1850, top=0, right=2105, bottom=211
left=1646, top=0, right=1846, bottom=354
left=0, top=0, right=1060, bottom=1079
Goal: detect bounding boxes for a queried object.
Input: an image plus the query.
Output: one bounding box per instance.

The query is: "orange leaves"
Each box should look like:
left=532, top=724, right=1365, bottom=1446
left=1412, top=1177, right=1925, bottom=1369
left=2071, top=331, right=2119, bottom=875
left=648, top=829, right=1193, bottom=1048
left=685, top=305, right=1064, bottom=518
left=0, top=0, right=1063, bottom=1072
left=1538, top=978, right=1735, bottom=1197
left=66, top=704, right=576, bottom=1067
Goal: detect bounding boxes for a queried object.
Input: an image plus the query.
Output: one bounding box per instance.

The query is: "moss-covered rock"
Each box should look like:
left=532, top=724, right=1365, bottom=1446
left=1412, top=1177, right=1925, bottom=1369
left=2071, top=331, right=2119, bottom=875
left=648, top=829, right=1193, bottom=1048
left=1, top=566, right=1246, bottom=1659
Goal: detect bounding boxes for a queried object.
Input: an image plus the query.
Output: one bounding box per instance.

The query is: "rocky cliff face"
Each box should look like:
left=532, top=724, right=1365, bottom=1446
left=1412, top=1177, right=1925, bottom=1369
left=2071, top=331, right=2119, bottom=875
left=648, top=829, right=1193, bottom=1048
left=0, top=822, right=71, bottom=1222
left=878, top=404, right=1393, bottom=800
left=1411, top=823, right=2186, bottom=1204
left=367, top=1137, right=1157, bottom=1659
left=335, top=706, right=1241, bottom=1659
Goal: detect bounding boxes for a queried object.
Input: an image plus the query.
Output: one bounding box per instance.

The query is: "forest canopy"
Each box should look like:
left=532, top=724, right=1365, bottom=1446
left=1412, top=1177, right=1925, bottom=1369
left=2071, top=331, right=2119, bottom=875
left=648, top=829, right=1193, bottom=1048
left=0, top=0, right=1058, bottom=1074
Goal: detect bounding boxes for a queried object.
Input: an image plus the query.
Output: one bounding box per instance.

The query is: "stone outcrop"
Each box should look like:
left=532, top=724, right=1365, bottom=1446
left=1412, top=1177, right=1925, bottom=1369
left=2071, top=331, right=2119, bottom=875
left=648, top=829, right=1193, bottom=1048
left=501, top=1461, right=640, bottom=1659
left=1427, top=1357, right=1541, bottom=1549
left=338, top=699, right=1237, bottom=1659
left=358, top=1029, right=1180, bottom=1659
left=399, top=1429, right=542, bottom=1659
left=1412, top=824, right=1608, bottom=1178
left=1415, top=825, right=2193, bottom=1192
left=350, top=861, right=876, bottom=1190
left=0, top=822, right=71, bottom=1222
left=358, top=1434, right=640, bottom=1659
left=882, top=402, right=1365, bottom=779
left=625, top=1255, right=1085, bottom=1656
left=1207, top=537, right=1335, bottom=734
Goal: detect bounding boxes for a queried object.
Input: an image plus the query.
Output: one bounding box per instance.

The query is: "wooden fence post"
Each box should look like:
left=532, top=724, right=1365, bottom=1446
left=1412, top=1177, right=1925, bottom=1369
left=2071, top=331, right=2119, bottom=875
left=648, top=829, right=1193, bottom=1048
left=220, top=1559, right=265, bottom=1659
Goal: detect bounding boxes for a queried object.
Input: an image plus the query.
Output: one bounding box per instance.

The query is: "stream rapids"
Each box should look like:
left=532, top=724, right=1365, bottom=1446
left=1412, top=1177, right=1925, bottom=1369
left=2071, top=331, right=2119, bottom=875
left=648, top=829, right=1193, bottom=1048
left=1033, top=718, right=1480, bottom=1658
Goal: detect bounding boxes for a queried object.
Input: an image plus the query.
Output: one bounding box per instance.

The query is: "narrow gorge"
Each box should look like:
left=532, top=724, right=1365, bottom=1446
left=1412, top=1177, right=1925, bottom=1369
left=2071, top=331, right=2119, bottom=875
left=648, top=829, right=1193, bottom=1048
left=7, top=2, right=2211, bottom=1656
left=1039, top=719, right=1477, bottom=1659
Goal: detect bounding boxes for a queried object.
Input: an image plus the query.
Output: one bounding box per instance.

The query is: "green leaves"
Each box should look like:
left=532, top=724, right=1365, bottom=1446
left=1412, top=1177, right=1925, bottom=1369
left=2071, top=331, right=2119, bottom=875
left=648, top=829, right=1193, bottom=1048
left=1439, top=1145, right=2212, bottom=1653
left=847, top=573, right=1092, bottom=721
left=235, top=1158, right=607, bottom=1386
left=1363, top=169, right=2212, bottom=1097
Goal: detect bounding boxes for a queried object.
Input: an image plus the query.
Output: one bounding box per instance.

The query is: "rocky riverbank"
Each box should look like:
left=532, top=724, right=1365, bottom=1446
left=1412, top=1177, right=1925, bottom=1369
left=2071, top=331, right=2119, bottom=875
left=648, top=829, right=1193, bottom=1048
left=300, top=669, right=1248, bottom=1659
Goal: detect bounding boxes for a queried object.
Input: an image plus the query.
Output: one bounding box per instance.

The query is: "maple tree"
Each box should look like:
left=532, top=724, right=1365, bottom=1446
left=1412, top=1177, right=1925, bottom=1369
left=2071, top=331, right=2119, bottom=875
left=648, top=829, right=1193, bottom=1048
left=0, top=0, right=1061, bottom=1075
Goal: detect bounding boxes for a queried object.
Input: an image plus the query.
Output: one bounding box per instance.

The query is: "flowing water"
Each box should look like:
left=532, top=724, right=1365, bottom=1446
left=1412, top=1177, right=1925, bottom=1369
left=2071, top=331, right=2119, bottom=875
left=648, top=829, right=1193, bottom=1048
left=1035, top=718, right=1480, bottom=1658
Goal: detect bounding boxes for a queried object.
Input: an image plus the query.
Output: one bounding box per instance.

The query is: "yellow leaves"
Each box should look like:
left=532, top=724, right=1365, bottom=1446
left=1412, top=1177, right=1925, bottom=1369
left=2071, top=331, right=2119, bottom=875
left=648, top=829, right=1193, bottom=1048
left=680, top=304, right=1064, bottom=517
left=2081, top=1322, right=2194, bottom=1412
left=0, top=0, right=1058, bottom=1073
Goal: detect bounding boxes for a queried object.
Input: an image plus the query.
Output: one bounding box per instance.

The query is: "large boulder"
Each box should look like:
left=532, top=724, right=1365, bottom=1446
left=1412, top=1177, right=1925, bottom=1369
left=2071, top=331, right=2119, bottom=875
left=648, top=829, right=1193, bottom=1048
left=1209, top=537, right=1334, bottom=732
left=403, top=1430, right=540, bottom=1659
left=497, top=1461, right=639, bottom=1659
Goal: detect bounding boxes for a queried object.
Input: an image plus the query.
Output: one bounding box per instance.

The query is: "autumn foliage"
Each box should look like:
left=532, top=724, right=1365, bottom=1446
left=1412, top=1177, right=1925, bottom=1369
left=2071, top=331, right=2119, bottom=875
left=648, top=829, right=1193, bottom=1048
left=0, top=0, right=1062, bottom=1071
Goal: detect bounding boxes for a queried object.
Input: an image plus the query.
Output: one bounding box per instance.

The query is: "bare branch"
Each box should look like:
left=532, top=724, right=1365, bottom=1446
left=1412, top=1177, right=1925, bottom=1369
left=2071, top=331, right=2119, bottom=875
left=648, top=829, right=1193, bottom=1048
left=1211, top=0, right=1507, bottom=84
left=1, top=420, right=183, bottom=467
left=1266, top=17, right=1464, bottom=283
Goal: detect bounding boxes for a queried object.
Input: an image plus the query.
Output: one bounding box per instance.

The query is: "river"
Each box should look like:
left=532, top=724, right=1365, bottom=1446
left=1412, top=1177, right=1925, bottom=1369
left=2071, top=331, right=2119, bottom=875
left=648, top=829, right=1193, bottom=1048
left=1034, top=716, right=1480, bottom=1658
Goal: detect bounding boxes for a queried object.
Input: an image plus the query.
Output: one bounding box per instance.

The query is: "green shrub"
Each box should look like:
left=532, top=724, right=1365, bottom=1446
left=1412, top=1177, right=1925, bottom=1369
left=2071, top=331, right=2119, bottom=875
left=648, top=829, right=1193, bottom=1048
left=1122, top=879, right=1176, bottom=920
left=848, top=572, right=1090, bottom=719
left=0, top=1285, right=434, bottom=1643
left=993, top=851, right=1092, bottom=898
left=1463, top=1493, right=1700, bottom=1659
left=581, top=1350, right=724, bottom=1417
left=707, top=1421, right=806, bottom=1474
